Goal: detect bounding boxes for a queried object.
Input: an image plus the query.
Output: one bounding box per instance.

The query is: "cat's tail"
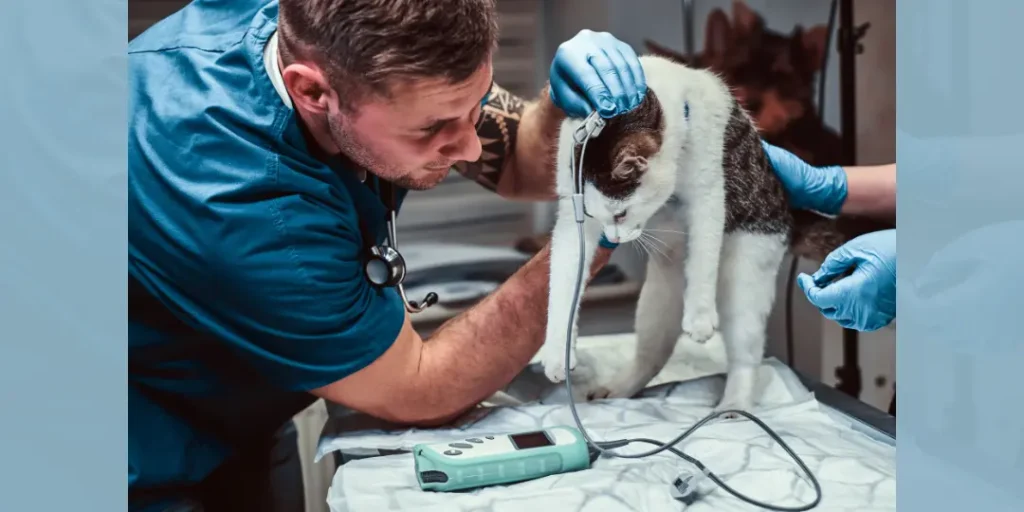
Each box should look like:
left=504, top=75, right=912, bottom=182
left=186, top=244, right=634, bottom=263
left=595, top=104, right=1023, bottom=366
left=789, top=210, right=893, bottom=262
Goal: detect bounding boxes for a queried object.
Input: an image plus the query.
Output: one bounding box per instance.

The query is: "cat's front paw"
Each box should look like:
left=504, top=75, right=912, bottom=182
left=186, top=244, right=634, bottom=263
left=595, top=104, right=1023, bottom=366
left=682, top=309, right=719, bottom=344
left=539, top=341, right=576, bottom=383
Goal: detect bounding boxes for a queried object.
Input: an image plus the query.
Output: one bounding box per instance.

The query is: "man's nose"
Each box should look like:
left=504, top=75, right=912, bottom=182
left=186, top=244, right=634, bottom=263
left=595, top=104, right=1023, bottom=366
left=439, top=120, right=483, bottom=163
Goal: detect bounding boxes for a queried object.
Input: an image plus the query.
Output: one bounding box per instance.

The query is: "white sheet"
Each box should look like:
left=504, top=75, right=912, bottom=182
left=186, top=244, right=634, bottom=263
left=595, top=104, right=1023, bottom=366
left=316, top=360, right=895, bottom=511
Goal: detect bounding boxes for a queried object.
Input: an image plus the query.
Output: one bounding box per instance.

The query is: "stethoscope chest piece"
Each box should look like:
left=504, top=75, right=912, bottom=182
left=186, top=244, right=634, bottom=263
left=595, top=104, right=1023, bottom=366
left=365, top=244, right=406, bottom=288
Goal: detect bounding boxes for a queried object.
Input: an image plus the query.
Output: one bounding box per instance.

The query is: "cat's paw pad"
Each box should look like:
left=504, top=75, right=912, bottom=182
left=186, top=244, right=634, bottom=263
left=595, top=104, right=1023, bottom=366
left=682, top=311, right=719, bottom=344
left=539, top=344, right=576, bottom=383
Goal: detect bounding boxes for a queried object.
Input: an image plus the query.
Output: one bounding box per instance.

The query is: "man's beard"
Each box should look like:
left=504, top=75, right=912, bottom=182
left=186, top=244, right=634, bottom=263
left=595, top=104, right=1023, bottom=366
left=328, top=115, right=452, bottom=191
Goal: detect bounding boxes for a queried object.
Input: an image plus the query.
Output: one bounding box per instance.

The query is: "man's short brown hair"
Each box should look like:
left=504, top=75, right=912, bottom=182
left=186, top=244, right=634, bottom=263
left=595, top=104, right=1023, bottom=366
left=279, top=0, right=499, bottom=108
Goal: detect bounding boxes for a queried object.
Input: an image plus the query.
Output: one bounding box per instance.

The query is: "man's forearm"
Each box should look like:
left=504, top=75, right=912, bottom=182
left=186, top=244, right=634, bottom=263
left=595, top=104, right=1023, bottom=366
left=454, top=83, right=566, bottom=201
left=412, top=245, right=612, bottom=420
left=495, top=91, right=566, bottom=200
left=841, top=163, right=896, bottom=223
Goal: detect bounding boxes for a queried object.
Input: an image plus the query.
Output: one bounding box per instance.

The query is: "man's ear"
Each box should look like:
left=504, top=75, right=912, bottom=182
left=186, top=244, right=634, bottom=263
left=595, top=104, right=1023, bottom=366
left=281, top=63, right=334, bottom=114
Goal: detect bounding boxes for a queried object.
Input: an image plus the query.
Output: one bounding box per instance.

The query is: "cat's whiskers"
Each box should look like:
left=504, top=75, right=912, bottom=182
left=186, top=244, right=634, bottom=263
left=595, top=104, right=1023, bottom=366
left=645, top=228, right=688, bottom=236
left=638, top=233, right=672, bottom=264
left=639, top=232, right=671, bottom=262
left=640, top=231, right=670, bottom=249
left=634, top=235, right=671, bottom=281
left=630, top=240, right=644, bottom=260
left=633, top=235, right=653, bottom=259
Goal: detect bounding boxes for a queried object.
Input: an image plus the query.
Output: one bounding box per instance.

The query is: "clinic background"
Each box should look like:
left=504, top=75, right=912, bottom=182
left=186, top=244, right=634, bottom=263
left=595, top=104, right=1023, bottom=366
left=130, top=1, right=896, bottom=510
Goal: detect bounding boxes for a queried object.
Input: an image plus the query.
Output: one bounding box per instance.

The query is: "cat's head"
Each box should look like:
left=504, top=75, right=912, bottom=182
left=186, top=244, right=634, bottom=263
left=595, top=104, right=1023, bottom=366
left=570, top=88, right=676, bottom=244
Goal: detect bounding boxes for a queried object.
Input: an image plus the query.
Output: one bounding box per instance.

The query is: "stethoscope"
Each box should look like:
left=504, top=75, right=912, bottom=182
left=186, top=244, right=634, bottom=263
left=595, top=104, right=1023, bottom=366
left=361, top=176, right=439, bottom=313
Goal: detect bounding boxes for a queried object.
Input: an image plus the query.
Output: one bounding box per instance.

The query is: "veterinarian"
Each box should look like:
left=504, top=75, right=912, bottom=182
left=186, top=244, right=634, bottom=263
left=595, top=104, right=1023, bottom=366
left=128, top=1, right=646, bottom=510
left=763, top=143, right=897, bottom=332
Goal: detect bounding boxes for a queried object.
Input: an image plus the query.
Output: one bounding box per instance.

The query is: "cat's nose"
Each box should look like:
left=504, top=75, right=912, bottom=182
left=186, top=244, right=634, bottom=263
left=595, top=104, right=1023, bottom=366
left=613, top=210, right=627, bottom=223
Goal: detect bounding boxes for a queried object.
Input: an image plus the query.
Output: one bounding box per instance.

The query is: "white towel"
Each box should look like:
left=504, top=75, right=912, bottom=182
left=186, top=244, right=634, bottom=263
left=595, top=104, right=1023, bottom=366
left=317, top=360, right=895, bottom=511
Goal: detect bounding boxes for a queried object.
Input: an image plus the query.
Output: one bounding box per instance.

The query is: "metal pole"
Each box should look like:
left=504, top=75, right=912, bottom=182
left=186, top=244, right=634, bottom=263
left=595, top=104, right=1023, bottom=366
left=834, top=0, right=866, bottom=400
left=682, top=0, right=695, bottom=60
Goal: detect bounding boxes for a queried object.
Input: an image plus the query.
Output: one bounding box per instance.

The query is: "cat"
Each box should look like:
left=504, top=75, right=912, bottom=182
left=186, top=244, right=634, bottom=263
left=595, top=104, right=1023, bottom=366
left=537, top=54, right=859, bottom=413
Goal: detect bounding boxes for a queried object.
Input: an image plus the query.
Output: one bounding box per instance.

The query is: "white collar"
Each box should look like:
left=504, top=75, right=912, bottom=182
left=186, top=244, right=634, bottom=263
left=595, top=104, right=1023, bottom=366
left=263, top=31, right=293, bottom=110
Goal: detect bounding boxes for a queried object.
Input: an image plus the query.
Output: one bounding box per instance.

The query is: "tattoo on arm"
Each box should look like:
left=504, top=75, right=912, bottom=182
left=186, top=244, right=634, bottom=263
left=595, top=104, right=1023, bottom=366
left=454, top=83, right=527, bottom=191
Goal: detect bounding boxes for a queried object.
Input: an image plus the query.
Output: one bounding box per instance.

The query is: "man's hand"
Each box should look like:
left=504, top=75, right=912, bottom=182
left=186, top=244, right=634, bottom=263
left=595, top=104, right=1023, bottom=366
left=797, top=229, right=896, bottom=332
left=549, top=30, right=647, bottom=119
left=763, top=141, right=895, bottom=222
left=762, top=141, right=848, bottom=215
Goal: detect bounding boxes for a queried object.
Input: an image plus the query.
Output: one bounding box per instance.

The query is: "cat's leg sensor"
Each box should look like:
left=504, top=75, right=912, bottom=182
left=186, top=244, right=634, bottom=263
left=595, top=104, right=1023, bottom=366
left=539, top=196, right=602, bottom=383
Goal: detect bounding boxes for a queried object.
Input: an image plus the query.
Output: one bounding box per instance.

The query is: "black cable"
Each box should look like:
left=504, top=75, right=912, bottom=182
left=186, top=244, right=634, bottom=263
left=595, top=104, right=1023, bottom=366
left=785, top=0, right=839, bottom=368
left=567, top=219, right=821, bottom=511
left=594, top=408, right=823, bottom=511
left=785, top=256, right=799, bottom=367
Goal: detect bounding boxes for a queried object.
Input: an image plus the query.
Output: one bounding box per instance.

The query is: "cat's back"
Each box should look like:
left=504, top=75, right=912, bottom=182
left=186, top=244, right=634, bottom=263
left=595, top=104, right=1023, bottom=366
left=639, top=54, right=792, bottom=236
left=719, top=88, right=792, bottom=236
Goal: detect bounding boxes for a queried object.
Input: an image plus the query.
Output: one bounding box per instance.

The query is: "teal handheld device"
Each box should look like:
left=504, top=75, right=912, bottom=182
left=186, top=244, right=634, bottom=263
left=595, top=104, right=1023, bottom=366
left=413, top=425, right=591, bottom=492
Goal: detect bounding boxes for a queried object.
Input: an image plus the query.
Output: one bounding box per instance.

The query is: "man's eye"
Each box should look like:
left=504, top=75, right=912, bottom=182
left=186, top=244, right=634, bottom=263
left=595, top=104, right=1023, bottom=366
left=421, top=124, right=445, bottom=136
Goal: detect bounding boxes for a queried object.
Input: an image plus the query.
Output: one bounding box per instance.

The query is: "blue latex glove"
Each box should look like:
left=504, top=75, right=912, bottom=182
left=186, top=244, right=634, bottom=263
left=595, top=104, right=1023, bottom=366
left=798, top=229, right=897, bottom=332
left=762, top=141, right=848, bottom=215
left=549, top=30, right=647, bottom=119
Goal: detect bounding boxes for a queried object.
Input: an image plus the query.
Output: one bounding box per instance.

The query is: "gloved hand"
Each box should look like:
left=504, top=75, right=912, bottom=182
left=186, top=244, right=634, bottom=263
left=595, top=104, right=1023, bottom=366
left=549, top=30, right=647, bottom=119
left=762, top=141, right=848, bottom=215
left=798, top=229, right=897, bottom=332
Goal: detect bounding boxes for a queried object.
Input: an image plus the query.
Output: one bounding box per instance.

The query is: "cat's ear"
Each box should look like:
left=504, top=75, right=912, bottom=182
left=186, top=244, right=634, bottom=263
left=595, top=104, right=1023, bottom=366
left=612, top=154, right=648, bottom=182
left=731, top=1, right=760, bottom=38
left=801, top=25, right=829, bottom=71
left=705, top=9, right=732, bottom=66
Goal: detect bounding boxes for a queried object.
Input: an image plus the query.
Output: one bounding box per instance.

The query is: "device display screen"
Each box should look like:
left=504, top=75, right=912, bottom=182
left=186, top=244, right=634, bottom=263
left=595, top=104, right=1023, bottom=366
left=510, top=431, right=553, bottom=450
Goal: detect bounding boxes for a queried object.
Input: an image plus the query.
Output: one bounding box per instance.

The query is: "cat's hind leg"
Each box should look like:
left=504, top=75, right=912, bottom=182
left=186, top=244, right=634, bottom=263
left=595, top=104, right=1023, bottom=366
left=588, top=214, right=686, bottom=400
left=714, top=230, right=787, bottom=415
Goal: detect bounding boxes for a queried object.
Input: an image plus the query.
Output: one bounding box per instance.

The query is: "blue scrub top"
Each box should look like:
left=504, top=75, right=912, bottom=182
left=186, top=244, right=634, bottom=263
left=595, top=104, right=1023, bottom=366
left=128, top=0, right=408, bottom=503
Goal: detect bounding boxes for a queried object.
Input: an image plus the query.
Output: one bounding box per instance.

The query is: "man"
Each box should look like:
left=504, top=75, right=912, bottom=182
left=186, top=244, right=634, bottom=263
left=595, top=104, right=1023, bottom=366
left=764, top=143, right=897, bottom=332
left=128, top=0, right=646, bottom=510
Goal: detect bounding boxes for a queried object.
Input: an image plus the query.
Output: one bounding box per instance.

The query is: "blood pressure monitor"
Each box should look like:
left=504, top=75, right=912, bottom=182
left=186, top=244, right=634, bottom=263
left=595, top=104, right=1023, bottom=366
left=413, top=426, right=592, bottom=492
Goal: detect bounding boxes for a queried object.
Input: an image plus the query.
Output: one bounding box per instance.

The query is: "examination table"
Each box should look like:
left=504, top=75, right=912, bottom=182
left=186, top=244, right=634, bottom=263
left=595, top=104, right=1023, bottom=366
left=314, top=334, right=896, bottom=512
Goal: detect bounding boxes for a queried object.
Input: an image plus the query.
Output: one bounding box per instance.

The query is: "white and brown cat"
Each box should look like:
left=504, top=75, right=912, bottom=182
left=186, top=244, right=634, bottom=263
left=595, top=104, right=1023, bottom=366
left=538, top=55, right=862, bottom=413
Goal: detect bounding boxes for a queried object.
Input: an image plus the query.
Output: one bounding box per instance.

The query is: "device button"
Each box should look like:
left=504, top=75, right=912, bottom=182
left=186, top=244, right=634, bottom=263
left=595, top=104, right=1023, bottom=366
left=467, top=438, right=484, bottom=444
left=443, top=449, right=462, bottom=456
left=449, top=442, right=473, bottom=449
left=485, top=436, right=495, bottom=440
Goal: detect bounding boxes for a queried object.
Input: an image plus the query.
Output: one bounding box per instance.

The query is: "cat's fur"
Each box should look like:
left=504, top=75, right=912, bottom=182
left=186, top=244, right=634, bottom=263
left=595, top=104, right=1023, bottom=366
left=538, top=55, right=860, bottom=412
